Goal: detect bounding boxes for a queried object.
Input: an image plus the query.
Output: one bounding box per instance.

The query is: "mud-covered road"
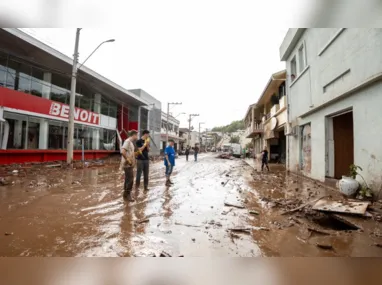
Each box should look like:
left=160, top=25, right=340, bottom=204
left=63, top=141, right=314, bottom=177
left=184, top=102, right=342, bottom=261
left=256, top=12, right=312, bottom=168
left=1, top=153, right=382, bottom=257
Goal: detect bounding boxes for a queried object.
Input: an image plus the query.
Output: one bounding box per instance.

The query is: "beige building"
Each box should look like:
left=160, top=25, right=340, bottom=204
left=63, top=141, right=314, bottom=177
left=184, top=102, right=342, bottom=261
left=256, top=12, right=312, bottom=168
left=244, top=70, right=287, bottom=162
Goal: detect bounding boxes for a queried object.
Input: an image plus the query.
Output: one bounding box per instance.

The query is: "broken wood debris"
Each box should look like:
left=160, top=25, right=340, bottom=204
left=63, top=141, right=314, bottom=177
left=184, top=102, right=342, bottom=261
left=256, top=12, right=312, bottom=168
left=135, top=218, right=150, bottom=225
left=224, top=202, right=245, bottom=209
left=312, top=199, right=370, bottom=216
left=159, top=251, right=172, bottom=257
left=307, top=227, right=331, bottom=236
left=281, top=196, right=330, bottom=215
left=175, top=222, right=201, bottom=228
left=249, top=210, right=260, bottom=215
left=330, top=214, right=364, bottom=231
left=221, top=208, right=234, bottom=215
left=316, top=243, right=334, bottom=250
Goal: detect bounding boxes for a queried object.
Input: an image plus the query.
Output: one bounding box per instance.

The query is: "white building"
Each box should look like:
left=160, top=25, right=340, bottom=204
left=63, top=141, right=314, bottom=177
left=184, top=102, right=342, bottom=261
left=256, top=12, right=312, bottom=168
left=280, top=28, right=382, bottom=195
left=160, top=111, right=181, bottom=152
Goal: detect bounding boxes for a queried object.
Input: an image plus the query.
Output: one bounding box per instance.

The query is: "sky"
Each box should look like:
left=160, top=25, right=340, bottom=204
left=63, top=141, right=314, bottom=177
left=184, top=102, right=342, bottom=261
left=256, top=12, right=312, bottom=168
left=21, top=2, right=292, bottom=130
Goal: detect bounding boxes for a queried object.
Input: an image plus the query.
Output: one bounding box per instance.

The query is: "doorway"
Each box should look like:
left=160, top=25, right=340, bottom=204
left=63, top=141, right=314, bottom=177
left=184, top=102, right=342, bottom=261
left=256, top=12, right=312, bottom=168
left=333, top=111, right=354, bottom=179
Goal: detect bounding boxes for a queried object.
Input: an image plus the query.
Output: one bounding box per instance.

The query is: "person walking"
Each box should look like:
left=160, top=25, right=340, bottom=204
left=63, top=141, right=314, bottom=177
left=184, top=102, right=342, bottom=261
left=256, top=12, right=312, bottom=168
left=164, top=139, right=176, bottom=186
left=261, top=146, right=270, bottom=171
left=120, top=130, right=138, bottom=202
left=135, top=130, right=150, bottom=191
left=194, top=144, right=199, bottom=162
left=185, top=145, right=191, bottom=161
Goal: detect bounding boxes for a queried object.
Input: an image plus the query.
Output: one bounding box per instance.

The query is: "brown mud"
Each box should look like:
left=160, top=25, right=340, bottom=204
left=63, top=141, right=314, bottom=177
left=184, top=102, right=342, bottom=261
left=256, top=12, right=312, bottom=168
left=0, top=154, right=381, bottom=257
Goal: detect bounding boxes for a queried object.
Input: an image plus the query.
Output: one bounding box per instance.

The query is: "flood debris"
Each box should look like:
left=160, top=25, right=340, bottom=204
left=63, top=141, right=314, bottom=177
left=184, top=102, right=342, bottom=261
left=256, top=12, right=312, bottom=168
left=0, top=177, right=10, bottom=186
left=159, top=251, right=172, bottom=257
left=307, top=227, right=331, bottom=236
left=330, top=214, right=364, bottom=231
left=221, top=208, right=233, bottom=215
left=312, top=199, right=370, bottom=216
left=228, top=228, right=251, bottom=234
left=281, top=196, right=329, bottom=215
left=249, top=210, right=260, bottom=215
left=224, top=202, right=245, bottom=209
left=135, top=218, right=150, bottom=225
left=175, top=222, right=201, bottom=228
left=5, top=232, right=13, bottom=236
left=316, top=243, right=334, bottom=250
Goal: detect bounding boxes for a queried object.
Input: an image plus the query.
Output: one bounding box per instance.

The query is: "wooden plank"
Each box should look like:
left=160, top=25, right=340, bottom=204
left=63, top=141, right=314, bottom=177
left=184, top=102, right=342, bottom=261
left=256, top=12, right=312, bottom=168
left=330, top=214, right=364, bottom=231
left=312, top=199, right=369, bottom=215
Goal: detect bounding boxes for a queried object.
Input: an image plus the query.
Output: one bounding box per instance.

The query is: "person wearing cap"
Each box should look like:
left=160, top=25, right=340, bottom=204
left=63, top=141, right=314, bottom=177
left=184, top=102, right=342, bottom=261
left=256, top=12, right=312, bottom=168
left=164, top=139, right=176, bottom=186
left=135, top=129, right=151, bottom=191
left=120, top=130, right=138, bottom=202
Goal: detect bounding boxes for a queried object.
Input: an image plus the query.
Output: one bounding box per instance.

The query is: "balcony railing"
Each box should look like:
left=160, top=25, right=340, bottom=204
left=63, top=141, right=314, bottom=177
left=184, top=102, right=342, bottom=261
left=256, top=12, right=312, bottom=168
left=245, top=122, right=264, bottom=137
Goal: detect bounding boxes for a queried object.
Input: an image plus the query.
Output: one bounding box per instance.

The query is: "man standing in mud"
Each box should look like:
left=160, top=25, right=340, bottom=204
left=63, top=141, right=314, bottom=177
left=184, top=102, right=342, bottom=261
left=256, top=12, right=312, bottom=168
left=185, top=145, right=191, bottom=161
left=261, top=146, right=270, bottom=171
left=135, top=130, right=150, bottom=191
left=120, top=130, right=138, bottom=201
left=164, top=139, right=176, bottom=186
left=194, top=143, right=200, bottom=162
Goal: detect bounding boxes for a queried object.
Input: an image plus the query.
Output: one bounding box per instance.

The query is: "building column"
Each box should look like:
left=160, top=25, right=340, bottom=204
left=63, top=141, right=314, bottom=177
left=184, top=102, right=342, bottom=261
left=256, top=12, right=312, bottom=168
left=14, top=120, right=23, bottom=148
left=42, top=72, right=52, bottom=99
left=38, top=73, right=51, bottom=149
left=39, top=119, right=48, bottom=149
left=92, top=94, right=101, bottom=150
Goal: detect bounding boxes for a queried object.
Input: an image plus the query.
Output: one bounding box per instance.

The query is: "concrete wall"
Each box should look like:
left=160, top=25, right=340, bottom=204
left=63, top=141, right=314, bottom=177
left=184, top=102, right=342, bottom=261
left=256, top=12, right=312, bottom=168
left=283, top=28, right=382, bottom=195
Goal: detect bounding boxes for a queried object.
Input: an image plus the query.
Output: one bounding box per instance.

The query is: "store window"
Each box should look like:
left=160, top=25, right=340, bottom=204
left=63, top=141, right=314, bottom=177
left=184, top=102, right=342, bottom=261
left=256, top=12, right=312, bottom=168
left=51, top=73, right=70, bottom=104
left=100, top=129, right=116, bottom=150
left=30, top=67, right=45, bottom=97
left=109, top=100, right=118, bottom=118
left=0, top=56, right=7, bottom=87
left=101, top=96, right=109, bottom=116
left=48, top=120, right=67, bottom=149
left=3, top=112, right=27, bottom=149
left=26, top=116, right=40, bottom=149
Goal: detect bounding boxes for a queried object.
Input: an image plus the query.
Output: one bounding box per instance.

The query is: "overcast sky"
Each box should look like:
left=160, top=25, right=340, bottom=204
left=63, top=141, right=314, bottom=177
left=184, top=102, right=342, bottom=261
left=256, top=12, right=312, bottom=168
left=22, top=2, right=290, bottom=130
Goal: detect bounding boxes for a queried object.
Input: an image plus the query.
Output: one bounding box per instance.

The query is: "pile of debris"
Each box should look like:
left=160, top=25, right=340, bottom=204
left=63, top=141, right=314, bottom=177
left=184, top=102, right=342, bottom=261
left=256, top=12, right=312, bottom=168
left=217, top=153, right=232, bottom=159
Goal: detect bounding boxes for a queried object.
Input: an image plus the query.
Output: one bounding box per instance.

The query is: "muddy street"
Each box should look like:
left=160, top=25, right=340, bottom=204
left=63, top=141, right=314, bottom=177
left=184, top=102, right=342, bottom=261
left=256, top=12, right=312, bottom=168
left=1, top=154, right=382, bottom=257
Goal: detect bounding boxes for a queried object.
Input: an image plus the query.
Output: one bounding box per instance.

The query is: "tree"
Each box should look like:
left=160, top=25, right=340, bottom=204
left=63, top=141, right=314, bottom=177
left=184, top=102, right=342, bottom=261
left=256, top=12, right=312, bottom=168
left=212, top=120, right=245, bottom=133
left=229, top=136, right=240, bottom=144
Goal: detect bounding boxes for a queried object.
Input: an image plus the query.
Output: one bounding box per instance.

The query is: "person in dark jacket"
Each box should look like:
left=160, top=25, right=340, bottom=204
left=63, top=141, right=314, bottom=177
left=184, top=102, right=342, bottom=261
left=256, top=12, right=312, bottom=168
left=194, top=144, right=200, bottom=162
left=185, top=145, right=191, bottom=161
left=135, top=130, right=150, bottom=191
left=261, top=146, right=270, bottom=171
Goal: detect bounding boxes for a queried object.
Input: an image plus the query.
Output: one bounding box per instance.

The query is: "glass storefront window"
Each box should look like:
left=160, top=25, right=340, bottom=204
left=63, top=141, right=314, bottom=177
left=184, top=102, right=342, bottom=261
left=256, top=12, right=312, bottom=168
left=3, top=112, right=27, bottom=149
left=101, top=96, right=109, bottom=116
left=0, top=55, right=7, bottom=87
left=50, top=73, right=70, bottom=104
left=109, top=100, right=118, bottom=118
left=30, top=67, right=45, bottom=97
left=48, top=120, right=67, bottom=149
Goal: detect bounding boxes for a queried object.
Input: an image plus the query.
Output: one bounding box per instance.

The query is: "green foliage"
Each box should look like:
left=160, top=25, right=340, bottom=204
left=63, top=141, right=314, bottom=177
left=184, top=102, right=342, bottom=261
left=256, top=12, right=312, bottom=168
left=229, top=136, right=240, bottom=144
left=212, top=120, right=245, bottom=133
left=245, top=142, right=253, bottom=149
left=349, top=164, right=363, bottom=179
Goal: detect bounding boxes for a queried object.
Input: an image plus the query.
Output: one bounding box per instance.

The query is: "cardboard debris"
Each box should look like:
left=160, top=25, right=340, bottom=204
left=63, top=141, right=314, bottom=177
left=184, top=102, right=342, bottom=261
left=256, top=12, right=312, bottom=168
left=312, top=199, right=369, bottom=215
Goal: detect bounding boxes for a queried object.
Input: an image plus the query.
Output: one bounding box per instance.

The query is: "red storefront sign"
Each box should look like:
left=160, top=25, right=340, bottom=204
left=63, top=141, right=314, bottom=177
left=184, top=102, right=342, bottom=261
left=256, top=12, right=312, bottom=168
left=0, top=87, right=100, bottom=125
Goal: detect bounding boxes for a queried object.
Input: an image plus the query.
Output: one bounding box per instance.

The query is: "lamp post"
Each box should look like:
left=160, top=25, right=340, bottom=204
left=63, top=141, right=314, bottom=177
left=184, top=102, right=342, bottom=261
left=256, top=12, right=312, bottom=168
left=166, top=102, right=182, bottom=144
left=67, top=28, right=115, bottom=164
left=188, top=113, right=199, bottom=147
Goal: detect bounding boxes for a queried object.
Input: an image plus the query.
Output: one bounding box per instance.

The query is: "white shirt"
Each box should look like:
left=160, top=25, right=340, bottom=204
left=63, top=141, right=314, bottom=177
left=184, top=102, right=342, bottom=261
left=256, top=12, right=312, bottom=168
left=120, top=138, right=136, bottom=170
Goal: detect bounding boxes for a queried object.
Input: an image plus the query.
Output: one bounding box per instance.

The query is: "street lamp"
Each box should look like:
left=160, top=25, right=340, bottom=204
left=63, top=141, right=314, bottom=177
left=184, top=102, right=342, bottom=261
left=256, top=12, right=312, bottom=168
left=166, top=102, right=182, bottom=144
left=67, top=28, right=115, bottom=164
left=188, top=113, right=199, bottom=146
left=174, top=112, right=186, bottom=118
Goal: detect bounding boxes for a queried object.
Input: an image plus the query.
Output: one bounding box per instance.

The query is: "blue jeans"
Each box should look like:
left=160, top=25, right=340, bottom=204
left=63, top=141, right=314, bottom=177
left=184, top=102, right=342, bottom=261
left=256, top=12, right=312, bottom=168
left=194, top=153, right=198, bottom=161
left=165, top=164, right=174, bottom=177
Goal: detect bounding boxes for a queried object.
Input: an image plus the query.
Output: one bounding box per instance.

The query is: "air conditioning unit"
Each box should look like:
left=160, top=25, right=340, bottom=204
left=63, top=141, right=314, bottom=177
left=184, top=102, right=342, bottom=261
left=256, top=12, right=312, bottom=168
left=285, top=123, right=298, bottom=137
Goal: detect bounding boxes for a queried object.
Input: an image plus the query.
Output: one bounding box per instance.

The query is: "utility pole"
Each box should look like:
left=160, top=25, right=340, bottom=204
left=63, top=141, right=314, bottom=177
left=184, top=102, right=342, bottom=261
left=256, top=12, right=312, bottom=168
left=67, top=28, right=81, bottom=165
left=66, top=29, right=115, bottom=165
left=166, top=102, right=182, bottom=144
left=188, top=114, right=199, bottom=147
left=199, top=122, right=205, bottom=147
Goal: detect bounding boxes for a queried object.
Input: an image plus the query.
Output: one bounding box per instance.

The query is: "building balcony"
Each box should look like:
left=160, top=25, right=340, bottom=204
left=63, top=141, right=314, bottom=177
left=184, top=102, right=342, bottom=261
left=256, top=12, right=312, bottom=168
left=270, top=104, right=280, bottom=117
left=245, top=122, right=264, bottom=138
left=279, top=95, right=287, bottom=110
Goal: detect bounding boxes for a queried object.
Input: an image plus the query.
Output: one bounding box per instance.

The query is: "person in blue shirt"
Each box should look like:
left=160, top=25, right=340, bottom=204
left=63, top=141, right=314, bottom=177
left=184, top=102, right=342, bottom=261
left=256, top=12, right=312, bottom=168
left=164, top=139, right=176, bottom=186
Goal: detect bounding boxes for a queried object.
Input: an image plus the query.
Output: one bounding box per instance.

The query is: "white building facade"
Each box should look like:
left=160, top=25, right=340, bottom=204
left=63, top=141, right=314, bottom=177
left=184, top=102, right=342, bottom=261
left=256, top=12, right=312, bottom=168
left=160, top=111, right=181, bottom=152
left=280, top=28, right=382, bottom=195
